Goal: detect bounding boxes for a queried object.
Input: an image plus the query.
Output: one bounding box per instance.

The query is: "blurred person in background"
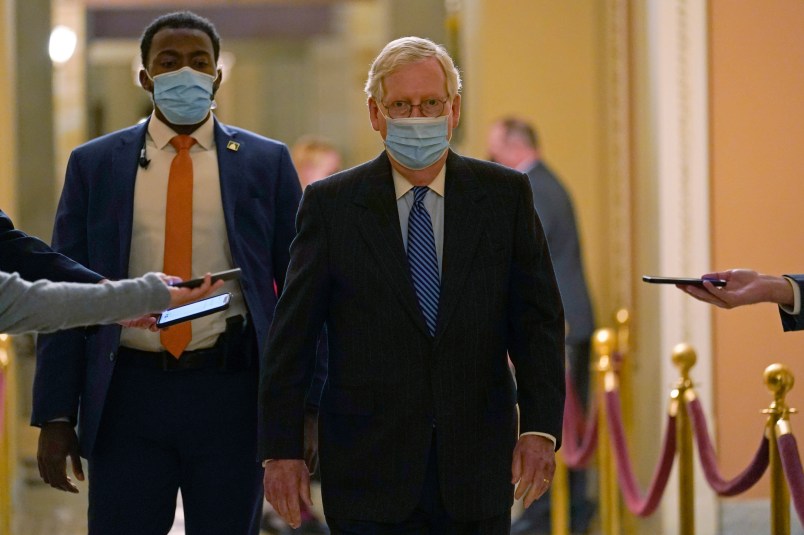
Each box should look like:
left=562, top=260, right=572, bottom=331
left=291, top=135, right=343, bottom=189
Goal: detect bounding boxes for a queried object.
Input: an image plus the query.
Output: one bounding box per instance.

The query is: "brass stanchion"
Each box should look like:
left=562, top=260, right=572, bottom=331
left=614, top=309, right=637, bottom=535
left=551, top=452, right=570, bottom=535
left=763, top=364, right=796, bottom=535
left=552, top=339, right=571, bottom=535
left=0, top=333, right=12, bottom=535
left=595, top=328, right=621, bottom=535
left=670, top=344, right=696, bottom=535
left=615, top=309, right=630, bottom=359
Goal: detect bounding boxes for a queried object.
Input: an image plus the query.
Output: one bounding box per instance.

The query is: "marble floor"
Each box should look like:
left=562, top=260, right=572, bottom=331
left=10, top=456, right=325, bottom=535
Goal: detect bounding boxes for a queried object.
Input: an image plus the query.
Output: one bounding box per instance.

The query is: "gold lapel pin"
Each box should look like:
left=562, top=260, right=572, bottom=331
left=226, top=140, right=240, bottom=152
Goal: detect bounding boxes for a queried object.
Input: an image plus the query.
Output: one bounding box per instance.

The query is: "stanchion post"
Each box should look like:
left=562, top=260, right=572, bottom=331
left=551, top=451, right=570, bottom=535
left=670, top=343, right=696, bottom=535
left=763, top=364, right=795, bottom=535
left=0, top=334, right=11, bottom=535
left=594, top=328, right=621, bottom=535
left=614, top=309, right=637, bottom=535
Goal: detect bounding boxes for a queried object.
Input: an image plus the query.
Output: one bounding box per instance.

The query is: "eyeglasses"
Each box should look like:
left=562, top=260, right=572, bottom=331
left=381, top=98, right=449, bottom=119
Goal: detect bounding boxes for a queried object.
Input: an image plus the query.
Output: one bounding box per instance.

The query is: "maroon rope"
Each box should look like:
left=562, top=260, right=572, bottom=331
left=777, top=434, right=804, bottom=525
left=686, top=398, right=768, bottom=495
left=561, top=368, right=598, bottom=468
left=564, top=368, right=587, bottom=438
left=605, top=389, right=677, bottom=516
left=562, top=401, right=599, bottom=468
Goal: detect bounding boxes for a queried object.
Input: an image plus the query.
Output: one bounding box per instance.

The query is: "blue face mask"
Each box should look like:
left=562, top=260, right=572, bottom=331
left=150, top=66, right=216, bottom=125
left=384, top=114, right=451, bottom=170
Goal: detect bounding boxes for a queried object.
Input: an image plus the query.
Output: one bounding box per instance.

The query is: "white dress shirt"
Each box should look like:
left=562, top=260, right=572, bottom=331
left=120, top=113, right=246, bottom=352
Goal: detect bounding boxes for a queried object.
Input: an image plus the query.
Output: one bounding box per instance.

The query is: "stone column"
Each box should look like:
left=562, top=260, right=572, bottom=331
left=14, top=0, right=54, bottom=239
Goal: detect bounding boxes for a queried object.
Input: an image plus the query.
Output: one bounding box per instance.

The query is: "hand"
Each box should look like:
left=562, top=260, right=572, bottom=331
left=117, top=273, right=225, bottom=331
left=676, top=269, right=794, bottom=309
left=263, top=459, right=312, bottom=529
left=161, top=273, right=225, bottom=308
left=118, top=314, right=159, bottom=330
left=303, top=411, right=319, bottom=474
left=511, top=434, right=555, bottom=509
left=37, top=422, right=83, bottom=493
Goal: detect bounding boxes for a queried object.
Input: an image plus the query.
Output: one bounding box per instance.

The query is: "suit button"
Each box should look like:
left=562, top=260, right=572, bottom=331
left=109, top=351, right=115, bottom=361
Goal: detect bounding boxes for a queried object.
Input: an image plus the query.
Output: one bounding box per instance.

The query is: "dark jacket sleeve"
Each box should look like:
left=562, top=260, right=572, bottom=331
left=305, top=324, right=329, bottom=411
left=0, top=209, right=102, bottom=283
left=31, top=151, right=94, bottom=425
left=259, top=185, right=330, bottom=460
left=780, top=274, right=804, bottom=331
left=507, top=174, right=566, bottom=447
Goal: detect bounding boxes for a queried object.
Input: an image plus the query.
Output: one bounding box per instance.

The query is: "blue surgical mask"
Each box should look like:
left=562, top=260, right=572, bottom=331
left=149, top=66, right=216, bottom=125
left=384, top=114, right=451, bottom=170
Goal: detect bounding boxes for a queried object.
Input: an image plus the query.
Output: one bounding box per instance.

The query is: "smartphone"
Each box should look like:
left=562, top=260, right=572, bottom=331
left=170, top=268, right=242, bottom=289
left=156, top=293, right=232, bottom=328
left=642, top=275, right=727, bottom=287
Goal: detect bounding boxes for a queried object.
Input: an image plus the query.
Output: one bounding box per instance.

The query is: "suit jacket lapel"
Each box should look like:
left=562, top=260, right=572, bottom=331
left=354, top=153, right=431, bottom=337
left=112, top=122, right=147, bottom=278
left=435, top=151, right=486, bottom=341
left=213, top=120, right=242, bottom=244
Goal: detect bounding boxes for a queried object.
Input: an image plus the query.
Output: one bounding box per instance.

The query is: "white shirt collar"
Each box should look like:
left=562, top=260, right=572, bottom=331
left=148, top=112, right=215, bottom=151
left=392, top=165, right=446, bottom=200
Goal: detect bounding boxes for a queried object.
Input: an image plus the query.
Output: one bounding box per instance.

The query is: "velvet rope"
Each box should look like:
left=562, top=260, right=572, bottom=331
left=777, top=433, right=804, bottom=525
left=564, top=368, right=587, bottom=438
left=562, top=399, right=598, bottom=469
left=561, top=367, right=598, bottom=468
left=605, top=389, right=677, bottom=516
left=685, top=398, right=768, bottom=496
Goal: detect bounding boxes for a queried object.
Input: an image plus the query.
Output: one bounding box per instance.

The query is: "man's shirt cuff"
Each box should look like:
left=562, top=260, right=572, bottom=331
left=520, top=431, right=557, bottom=450
left=781, top=276, right=801, bottom=315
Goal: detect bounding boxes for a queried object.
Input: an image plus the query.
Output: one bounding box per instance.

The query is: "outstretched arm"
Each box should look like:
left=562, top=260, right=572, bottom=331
left=0, top=209, right=102, bottom=283
left=676, top=269, right=794, bottom=309
left=0, top=271, right=223, bottom=335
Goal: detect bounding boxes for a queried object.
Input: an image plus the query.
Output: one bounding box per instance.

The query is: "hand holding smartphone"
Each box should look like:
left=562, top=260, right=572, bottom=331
left=156, top=293, right=232, bottom=328
left=642, top=275, right=727, bottom=287
left=170, top=268, right=241, bottom=289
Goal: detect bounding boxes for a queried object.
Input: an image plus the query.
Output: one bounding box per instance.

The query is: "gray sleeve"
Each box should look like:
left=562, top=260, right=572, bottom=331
left=0, top=271, right=171, bottom=334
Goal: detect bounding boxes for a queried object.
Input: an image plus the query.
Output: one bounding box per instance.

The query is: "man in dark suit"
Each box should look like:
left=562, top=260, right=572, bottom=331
left=32, top=12, right=301, bottom=534
left=261, top=37, right=565, bottom=534
left=0, top=208, right=101, bottom=283
left=679, top=269, right=804, bottom=331
left=488, top=118, right=596, bottom=534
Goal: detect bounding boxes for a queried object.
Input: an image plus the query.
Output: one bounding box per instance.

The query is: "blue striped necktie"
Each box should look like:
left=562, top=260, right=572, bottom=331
left=407, top=186, right=440, bottom=336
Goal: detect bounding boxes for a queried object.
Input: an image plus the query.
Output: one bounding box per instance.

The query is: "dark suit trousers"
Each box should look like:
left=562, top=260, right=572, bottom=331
left=326, top=434, right=511, bottom=535
left=87, top=356, right=262, bottom=535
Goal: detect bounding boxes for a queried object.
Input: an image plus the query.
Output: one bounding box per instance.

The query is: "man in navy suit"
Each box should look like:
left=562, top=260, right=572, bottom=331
left=679, top=269, right=804, bottom=331
left=33, top=12, right=301, bottom=534
left=0, top=209, right=100, bottom=283
left=261, top=37, right=565, bottom=534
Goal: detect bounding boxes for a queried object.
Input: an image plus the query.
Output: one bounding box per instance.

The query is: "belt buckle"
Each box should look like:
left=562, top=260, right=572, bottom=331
left=160, top=351, right=178, bottom=371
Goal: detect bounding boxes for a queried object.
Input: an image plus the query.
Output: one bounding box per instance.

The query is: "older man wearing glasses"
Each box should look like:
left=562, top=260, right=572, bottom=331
left=260, top=36, right=565, bottom=534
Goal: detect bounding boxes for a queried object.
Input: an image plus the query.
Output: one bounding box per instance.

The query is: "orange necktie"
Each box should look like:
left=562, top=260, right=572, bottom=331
left=160, top=135, right=196, bottom=358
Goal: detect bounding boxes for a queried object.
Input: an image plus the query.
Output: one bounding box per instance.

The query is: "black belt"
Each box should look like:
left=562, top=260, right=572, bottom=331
left=116, top=316, right=255, bottom=372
